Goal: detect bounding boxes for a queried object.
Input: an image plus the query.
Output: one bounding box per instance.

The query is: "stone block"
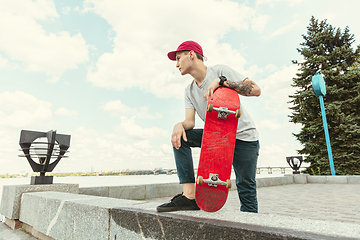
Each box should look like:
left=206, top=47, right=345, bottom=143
left=326, top=176, right=348, bottom=184
left=257, top=175, right=294, bottom=187
left=19, top=191, right=141, bottom=240
left=80, top=183, right=183, bottom=200
left=307, top=176, right=327, bottom=183
left=348, top=176, right=360, bottom=184
left=79, top=186, right=109, bottom=197
left=293, top=174, right=309, bottom=184
left=145, top=183, right=182, bottom=199
left=0, top=184, right=78, bottom=220
left=4, top=218, right=20, bottom=230
left=110, top=185, right=146, bottom=200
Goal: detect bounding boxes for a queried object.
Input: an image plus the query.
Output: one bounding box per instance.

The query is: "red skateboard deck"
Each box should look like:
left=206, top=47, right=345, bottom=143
left=195, top=87, right=240, bottom=212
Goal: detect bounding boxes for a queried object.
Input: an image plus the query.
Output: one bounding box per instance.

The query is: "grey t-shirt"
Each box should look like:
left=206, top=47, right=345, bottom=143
left=184, top=64, right=259, bottom=141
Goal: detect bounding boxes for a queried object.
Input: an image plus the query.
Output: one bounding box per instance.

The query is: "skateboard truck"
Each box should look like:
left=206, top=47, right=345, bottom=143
left=207, top=104, right=241, bottom=120
left=197, top=173, right=232, bottom=189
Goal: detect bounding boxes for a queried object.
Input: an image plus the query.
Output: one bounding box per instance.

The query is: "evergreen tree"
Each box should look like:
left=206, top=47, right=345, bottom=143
left=289, top=16, right=360, bottom=175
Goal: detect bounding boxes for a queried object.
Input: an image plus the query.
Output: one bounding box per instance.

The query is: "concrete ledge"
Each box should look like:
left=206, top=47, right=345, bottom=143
left=19, top=191, right=143, bottom=240
left=326, top=176, right=348, bottom=184
left=111, top=207, right=356, bottom=240
left=256, top=175, right=294, bottom=187
left=307, top=175, right=360, bottom=184
left=307, top=176, right=327, bottom=183
left=79, top=177, right=298, bottom=201
left=79, top=183, right=183, bottom=200
left=0, top=184, right=79, bottom=220
left=18, top=191, right=359, bottom=240
left=348, top=176, right=360, bottom=184
left=144, top=183, right=182, bottom=199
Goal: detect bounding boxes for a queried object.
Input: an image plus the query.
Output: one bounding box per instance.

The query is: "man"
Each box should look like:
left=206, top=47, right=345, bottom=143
left=157, top=41, right=260, bottom=213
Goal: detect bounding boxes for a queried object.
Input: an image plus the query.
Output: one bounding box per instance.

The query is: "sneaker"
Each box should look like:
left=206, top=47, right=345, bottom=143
left=156, top=193, right=200, bottom=212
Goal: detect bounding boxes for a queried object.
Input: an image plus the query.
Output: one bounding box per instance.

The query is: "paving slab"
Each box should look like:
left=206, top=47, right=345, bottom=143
left=133, top=183, right=360, bottom=239
left=0, top=222, right=37, bottom=240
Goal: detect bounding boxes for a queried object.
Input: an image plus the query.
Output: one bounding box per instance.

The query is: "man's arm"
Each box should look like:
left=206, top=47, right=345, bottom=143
left=205, top=78, right=261, bottom=101
left=225, top=78, right=261, bottom=96
left=171, top=108, right=196, bottom=150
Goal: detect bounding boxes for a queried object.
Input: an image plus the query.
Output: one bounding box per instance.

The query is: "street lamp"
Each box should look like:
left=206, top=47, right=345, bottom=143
left=312, top=72, right=336, bottom=175
left=286, top=156, right=303, bottom=174
left=19, top=130, right=70, bottom=185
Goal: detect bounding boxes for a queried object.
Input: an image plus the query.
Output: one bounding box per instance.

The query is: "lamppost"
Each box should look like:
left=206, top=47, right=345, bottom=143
left=312, top=72, right=336, bottom=175
left=286, top=156, right=303, bottom=174
left=18, top=130, right=70, bottom=185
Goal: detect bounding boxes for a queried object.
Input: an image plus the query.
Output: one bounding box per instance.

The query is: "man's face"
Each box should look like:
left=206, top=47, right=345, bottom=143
left=175, top=51, right=191, bottom=75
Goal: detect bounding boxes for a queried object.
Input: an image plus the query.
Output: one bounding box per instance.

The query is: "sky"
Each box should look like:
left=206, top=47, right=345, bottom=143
left=0, top=0, right=359, bottom=174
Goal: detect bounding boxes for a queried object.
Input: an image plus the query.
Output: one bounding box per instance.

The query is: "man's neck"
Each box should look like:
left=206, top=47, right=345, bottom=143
left=191, top=64, right=207, bottom=86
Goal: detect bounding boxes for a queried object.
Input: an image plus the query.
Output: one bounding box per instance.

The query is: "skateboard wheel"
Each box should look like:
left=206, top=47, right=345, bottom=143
left=207, top=104, right=213, bottom=112
left=235, top=109, right=241, bottom=118
left=226, top=179, right=232, bottom=189
left=197, top=176, right=203, bottom=185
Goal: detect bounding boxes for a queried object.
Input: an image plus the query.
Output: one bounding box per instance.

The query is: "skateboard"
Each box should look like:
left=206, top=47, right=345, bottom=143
left=195, top=87, right=240, bottom=212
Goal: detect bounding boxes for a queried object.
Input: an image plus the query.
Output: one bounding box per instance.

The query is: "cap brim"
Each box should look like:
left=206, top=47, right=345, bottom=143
left=167, top=51, right=177, bottom=61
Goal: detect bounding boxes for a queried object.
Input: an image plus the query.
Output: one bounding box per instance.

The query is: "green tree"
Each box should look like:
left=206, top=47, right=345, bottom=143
left=289, top=16, right=360, bottom=175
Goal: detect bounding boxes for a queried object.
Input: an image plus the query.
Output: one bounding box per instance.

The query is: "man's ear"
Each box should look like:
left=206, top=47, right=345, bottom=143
left=189, top=50, right=195, bottom=60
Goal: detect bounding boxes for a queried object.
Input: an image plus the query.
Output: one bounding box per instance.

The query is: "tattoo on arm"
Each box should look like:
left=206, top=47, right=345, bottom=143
left=226, top=80, right=254, bottom=96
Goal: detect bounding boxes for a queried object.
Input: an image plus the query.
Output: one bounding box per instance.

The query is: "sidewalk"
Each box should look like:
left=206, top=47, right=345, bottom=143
left=140, top=183, right=360, bottom=225
left=257, top=183, right=360, bottom=224
left=133, top=183, right=360, bottom=239
left=0, top=221, right=37, bottom=240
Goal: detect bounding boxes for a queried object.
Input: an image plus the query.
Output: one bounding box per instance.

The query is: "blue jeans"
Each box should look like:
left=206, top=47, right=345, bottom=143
left=174, top=129, right=259, bottom=213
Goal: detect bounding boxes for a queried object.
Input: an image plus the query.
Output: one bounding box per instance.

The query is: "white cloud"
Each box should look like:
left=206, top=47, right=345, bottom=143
left=258, top=64, right=299, bottom=115
left=84, top=0, right=258, bottom=98
left=265, top=64, right=278, bottom=72
left=0, top=55, right=12, bottom=69
left=0, top=0, right=89, bottom=82
left=256, top=0, right=307, bottom=7
left=258, top=142, right=302, bottom=167
left=101, top=100, right=133, bottom=115
left=0, top=0, right=58, bottom=20
left=64, top=126, right=174, bottom=172
left=258, top=119, right=282, bottom=130
left=0, top=91, right=53, bottom=128
left=0, top=91, right=56, bottom=174
left=62, top=6, right=71, bottom=15
left=101, top=100, right=162, bottom=119
left=251, top=14, right=271, bottom=32
left=114, top=116, right=168, bottom=140
left=268, top=16, right=300, bottom=38
left=54, top=107, right=79, bottom=117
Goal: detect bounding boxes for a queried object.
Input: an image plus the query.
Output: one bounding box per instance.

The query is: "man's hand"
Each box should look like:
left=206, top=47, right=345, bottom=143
left=171, top=122, right=187, bottom=150
left=204, top=78, right=220, bottom=101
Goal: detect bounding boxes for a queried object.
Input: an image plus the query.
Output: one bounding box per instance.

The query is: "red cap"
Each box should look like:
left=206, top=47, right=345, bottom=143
left=167, top=41, right=203, bottom=61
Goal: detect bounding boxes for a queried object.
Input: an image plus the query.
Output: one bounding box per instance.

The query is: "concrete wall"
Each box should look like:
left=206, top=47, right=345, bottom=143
left=19, top=191, right=144, bottom=240
left=0, top=184, right=79, bottom=220
left=307, top=175, right=360, bottom=184
left=79, top=183, right=183, bottom=200
left=78, top=176, right=297, bottom=200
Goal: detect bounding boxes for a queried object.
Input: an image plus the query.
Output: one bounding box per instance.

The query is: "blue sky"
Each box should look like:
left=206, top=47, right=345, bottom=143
left=0, top=0, right=359, bottom=174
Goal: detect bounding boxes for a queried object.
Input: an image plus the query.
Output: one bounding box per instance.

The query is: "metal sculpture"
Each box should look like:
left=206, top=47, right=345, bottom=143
left=19, top=130, right=70, bottom=184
